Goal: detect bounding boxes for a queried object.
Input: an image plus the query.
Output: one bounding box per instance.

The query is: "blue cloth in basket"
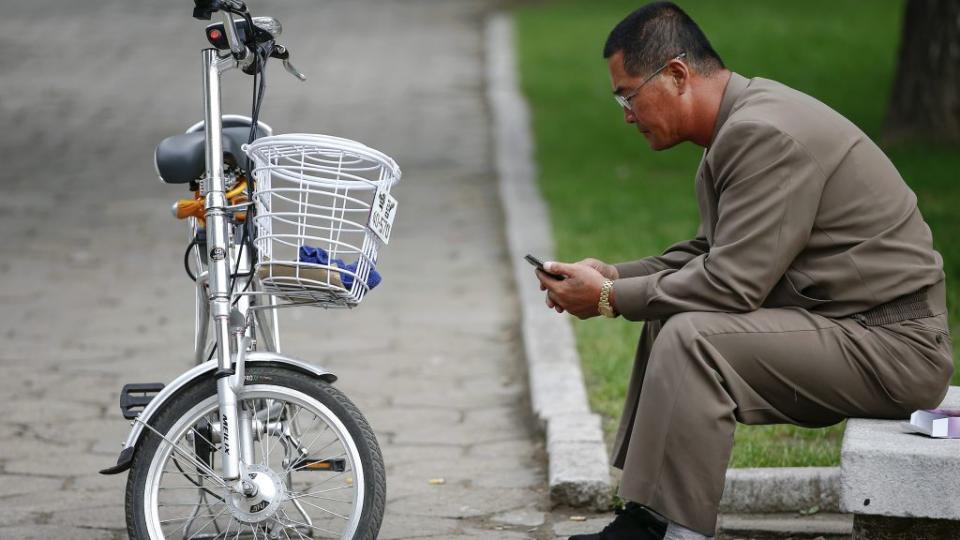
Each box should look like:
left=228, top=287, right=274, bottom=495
left=298, top=245, right=382, bottom=290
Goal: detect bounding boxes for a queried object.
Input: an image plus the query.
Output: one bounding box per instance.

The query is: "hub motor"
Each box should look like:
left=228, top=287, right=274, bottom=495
left=226, top=464, right=286, bottom=523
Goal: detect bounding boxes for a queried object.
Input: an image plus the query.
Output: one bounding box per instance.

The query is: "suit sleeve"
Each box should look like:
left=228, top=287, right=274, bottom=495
left=614, top=227, right=710, bottom=279
left=612, top=121, right=827, bottom=321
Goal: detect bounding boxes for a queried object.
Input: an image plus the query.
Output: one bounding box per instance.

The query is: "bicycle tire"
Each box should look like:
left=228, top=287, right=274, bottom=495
left=124, top=365, right=386, bottom=539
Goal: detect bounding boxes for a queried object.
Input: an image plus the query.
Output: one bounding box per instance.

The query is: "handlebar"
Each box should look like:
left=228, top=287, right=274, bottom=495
left=195, top=0, right=305, bottom=82
left=194, top=0, right=249, bottom=60
left=218, top=0, right=246, bottom=10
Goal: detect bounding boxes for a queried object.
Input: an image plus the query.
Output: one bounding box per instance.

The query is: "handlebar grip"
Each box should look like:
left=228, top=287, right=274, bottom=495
left=220, top=0, right=246, bottom=11
left=193, top=0, right=245, bottom=20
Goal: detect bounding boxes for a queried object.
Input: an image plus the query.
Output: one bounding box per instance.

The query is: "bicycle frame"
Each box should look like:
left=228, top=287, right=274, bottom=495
left=101, top=15, right=337, bottom=482
left=202, top=42, right=257, bottom=486
left=103, top=8, right=390, bottom=536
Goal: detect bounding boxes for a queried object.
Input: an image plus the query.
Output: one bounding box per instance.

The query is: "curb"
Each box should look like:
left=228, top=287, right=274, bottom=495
left=718, top=512, right=852, bottom=539
left=485, top=13, right=612, bottom=510
left=483, top=12, right=840, bottom=515
left=722, top=467, right=839, bottom=513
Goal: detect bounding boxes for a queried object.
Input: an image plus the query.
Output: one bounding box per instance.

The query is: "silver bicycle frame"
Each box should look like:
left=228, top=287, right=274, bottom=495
left=202, top=11, right=255, bottom=485
left=202, top=47, right=242, bottom=484
left=100, top=11, right=336, bottom=484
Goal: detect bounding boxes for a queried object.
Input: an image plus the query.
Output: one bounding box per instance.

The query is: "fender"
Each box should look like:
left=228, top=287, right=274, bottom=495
left=99, top=351, right=336, bottom=475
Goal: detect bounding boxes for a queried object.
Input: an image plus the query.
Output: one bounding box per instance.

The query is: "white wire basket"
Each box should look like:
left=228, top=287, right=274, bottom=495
left=244, top=134, right=401, bottom=308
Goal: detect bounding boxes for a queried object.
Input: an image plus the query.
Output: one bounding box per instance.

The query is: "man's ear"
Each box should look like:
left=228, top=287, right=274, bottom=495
left=666, top=59, right=690, bottom=95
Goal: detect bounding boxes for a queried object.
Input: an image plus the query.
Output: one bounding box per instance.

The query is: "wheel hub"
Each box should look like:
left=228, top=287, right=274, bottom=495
left=226, top=464, right=286, bottom=523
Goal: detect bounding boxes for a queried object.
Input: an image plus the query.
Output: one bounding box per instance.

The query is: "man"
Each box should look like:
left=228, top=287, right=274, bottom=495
left=536, top=3, right=954, bottom=540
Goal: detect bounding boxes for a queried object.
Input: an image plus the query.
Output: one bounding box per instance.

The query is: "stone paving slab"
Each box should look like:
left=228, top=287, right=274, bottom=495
left=0, top=0, right=567, bottom=538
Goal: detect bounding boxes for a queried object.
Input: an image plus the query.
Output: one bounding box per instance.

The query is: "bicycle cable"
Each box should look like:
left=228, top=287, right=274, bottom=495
left=225, top=30, right=266, bottom=304
left=183, top=237, right=199, bottom=282
left=235, top=40, right=268, bottom=304
left=227, top=216, right=247, bottom=303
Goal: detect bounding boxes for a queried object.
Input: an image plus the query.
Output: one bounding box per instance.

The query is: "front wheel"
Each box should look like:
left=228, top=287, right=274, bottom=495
left=125, top=366, right=385, bottom=539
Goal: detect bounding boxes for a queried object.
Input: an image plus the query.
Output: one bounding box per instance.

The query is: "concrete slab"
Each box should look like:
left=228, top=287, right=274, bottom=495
left=840, top=386, right=960, bottom=520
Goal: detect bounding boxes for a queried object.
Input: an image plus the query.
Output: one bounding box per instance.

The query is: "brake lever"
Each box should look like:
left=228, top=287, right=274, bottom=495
left=272, top=45, right=306, bottom=82
left=283, top=59, right=307, bottom=82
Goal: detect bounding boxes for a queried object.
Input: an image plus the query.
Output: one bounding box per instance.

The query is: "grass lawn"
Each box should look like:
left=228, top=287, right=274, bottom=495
left=514, top=0, right=960, bottom=467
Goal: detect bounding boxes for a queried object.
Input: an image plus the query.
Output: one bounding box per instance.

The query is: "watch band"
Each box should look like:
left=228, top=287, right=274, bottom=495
left=599, top=279, right=617, bottom=318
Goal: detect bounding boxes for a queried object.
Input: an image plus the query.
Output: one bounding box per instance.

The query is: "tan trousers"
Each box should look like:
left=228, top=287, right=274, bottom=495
left=611, top=295, right=953, bottom=536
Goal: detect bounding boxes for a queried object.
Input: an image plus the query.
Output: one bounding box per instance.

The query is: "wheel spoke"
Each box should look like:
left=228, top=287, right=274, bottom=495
left=287, top=451, right=346, bottom=475
left=287, top=484, right=353, bottom=500
left=260, top=398, right=272, bottom=467
left=215, top=517, right=233, bottom=540
left=292, top=494, right=351, bottom=504
left=141, top=382, right=374, bottom=540
left=277, top=507, right=340, bottom=538
left=139, top=418, right=227, bottom=490
left=294, top=498, right=349, bottom=520
left=165, top=456, right=226, bottom=503
left=185, top=506, right=229, bottom=539
left=157, top=501, right=226, bottom=508
left=159, top=512, right=220, bottom=525
left=276, top=515, right=310, bottom=540
left=268, top=404, right=304, bottom=464
left=284, top=421, right=333, bottom=473
left=291, top=470, right=348, bottom=493
left=189, top=424, right=224, bottom=458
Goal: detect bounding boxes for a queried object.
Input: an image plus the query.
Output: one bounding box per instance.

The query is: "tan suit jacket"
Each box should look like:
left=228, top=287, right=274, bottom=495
left=613, top=72, right=945, bottom=320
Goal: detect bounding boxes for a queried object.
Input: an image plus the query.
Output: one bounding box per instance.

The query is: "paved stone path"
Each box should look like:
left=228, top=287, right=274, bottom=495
left=0, top=1, right=614, bottom=538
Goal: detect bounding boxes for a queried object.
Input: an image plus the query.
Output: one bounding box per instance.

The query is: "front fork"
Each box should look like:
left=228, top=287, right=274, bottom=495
left=205, top=197, right=245, bottom=486
left=195, top=211, right=262, bottom=492
left=216, top=336, right=253, bottom=487
left=202, top=216, right=260, bottom=491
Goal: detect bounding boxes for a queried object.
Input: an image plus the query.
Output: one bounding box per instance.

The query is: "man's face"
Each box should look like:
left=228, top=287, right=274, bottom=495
left=608, top=51, right=684, bottom=150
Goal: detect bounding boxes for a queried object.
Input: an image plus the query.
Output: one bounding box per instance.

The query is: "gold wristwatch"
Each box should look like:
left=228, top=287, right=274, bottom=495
left=598, top=279, right=617, bottom=318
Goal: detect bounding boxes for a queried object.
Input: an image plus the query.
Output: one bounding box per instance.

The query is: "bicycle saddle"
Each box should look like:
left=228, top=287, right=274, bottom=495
left=154, top=124, right=268, bottom=184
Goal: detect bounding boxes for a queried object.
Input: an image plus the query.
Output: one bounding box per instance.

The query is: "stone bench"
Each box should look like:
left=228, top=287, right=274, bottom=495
left=840, top=386, right=960, bottom=539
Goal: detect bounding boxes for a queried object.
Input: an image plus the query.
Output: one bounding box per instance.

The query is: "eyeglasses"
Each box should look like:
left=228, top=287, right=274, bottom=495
left=614, top=52, right=686, bottom=110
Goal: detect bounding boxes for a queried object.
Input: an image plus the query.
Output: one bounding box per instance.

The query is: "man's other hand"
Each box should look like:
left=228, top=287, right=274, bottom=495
left=536, top=261, right=608, bottom=319
left=577, top=258, right=619, bottom=280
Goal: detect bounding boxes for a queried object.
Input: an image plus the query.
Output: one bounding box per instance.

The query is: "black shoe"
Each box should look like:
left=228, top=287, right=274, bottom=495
left=569, top=502, right=667, bottom=540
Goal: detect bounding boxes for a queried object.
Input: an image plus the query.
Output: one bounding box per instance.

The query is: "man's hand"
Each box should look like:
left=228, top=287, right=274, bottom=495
left=535, top=261, right=609, bottom=319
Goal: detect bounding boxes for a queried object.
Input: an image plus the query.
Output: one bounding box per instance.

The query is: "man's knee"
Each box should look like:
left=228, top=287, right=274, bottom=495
left=645, top=312, right=719, bottom=376
left=655, top=311, right=715, bottom=348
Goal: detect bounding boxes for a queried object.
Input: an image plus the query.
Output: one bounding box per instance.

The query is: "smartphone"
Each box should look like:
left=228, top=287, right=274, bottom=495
left=525, top=254, right=565, bottom=280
